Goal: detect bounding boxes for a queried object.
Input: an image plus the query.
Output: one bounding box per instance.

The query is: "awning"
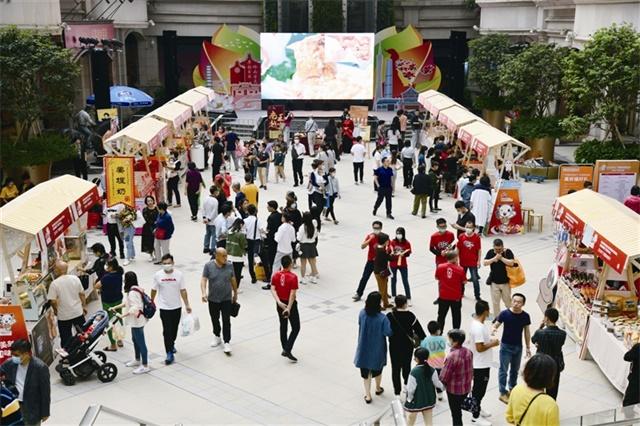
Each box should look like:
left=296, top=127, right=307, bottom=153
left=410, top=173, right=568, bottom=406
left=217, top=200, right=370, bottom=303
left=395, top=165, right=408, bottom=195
left=105, top=117, right=169, bottom=154
left=423, top=94, right=462, bottom=118
left=554, top=190, right=640, bottom=273
left=148, top=102, right=192, bottom=129
left=437, top=106, right=482, bottom=133
left=417, top=90, right=441, bottom=107
left=0, top=175, right=100, bottom=253
left=458, top=121, right=497, bottom=146
left=193, top=86, right=215, bottom=102
left=470, top=128, right=529, bottom=157
left=173, top=89, right=209, bottom=113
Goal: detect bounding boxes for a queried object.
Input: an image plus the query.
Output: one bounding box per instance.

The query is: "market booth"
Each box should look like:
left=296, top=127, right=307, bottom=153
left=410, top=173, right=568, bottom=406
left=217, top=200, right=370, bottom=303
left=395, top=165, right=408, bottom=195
left=550, top=189, right=640, bottom=393
left=463, top=127, right=530, bottom=182
left=0, top=175, right=100, bottom=364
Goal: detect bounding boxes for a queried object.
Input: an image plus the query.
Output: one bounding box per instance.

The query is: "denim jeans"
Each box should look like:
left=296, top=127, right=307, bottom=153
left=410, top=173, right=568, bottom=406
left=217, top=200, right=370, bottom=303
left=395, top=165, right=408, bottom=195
left=131, top=326, right=148, bottom=365
left=390, top=266, right=411, bottom=299
left=122, top=226, right=135, bottom=259
left=464, top=266, right=480, bottom=299
left=203, top=224, right=216, bottom=251
left=499, top=342, right=523, bottom=395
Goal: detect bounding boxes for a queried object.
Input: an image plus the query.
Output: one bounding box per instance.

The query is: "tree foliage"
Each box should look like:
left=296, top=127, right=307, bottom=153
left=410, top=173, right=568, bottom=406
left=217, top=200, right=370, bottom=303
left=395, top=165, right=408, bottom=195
left=499, top=43, right=567, bottom=118
left=0, top=26, right=79, bottom=143
left=468, top=34, right=512, bottom=111
left=312, top=0, right=343, bottom=32
left=561, top=24, right=640, bottom=143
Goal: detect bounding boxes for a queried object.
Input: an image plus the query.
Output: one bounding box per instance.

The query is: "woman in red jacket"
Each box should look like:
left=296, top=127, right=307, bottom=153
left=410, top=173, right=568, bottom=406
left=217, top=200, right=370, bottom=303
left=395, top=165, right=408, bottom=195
left=390, top=227, right=413, bottom=306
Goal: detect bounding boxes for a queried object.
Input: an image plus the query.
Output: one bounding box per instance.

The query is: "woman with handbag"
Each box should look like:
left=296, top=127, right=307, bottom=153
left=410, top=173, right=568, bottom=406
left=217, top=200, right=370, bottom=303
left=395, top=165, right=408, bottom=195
left=373, top=233, right=393, bottom=309
left=505, top=354, right=559, bottom=425
left=387, top=295, right=426, bottom=396
left=153, top=202, right=175, bottom=264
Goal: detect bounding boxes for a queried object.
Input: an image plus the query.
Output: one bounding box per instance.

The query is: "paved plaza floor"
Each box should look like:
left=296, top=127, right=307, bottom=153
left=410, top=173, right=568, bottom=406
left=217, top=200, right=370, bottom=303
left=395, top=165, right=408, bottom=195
left=48, top=150, right=622, bottom=425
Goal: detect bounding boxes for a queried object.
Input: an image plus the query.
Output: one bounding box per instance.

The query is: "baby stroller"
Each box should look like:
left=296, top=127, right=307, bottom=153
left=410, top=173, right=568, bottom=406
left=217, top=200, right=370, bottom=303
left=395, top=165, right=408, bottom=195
left=55, top=310, right=119, bottom=386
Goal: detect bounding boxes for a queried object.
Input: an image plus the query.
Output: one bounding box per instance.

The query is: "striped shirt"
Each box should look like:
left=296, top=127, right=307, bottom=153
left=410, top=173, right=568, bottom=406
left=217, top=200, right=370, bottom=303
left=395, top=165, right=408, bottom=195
left=532, top=325, right=567, bottom=369
left=440, top=346, right=473, bottom=395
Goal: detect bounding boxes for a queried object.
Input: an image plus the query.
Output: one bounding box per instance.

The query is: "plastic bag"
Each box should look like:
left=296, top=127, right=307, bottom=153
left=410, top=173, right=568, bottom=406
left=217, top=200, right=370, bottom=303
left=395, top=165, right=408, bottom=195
left=180, top=312, right=200, bottom=337
left=112, top=322, right=126, bottom=341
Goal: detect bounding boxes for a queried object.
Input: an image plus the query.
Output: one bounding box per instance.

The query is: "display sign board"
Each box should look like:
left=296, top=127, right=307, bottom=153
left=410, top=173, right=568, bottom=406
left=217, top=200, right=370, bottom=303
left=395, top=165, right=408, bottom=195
left=31, top=309, right=56, bottom=366
left=349, top=106, right=369, bottom=126
left=105, top=156, right=135, bottom=208
left=593, top=160, right=640, bottom=203
left=487, top=182, right=525, bottom=235
left=63, top=22, right=115, bottom=49
left=591, top=232, right=628, bottom=274
left=0, top=305, right=29, bottom=364
left=266, top=105, right=284, bottom=139
left=558, top=164, right=594, bottom=196
left=97, top=108, right=118, bottom=122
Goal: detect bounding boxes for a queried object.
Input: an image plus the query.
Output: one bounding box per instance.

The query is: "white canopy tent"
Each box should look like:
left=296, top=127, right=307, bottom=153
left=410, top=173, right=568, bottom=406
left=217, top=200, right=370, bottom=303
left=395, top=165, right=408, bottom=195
left=104, top=117, right=169, bottom=155
left=148, top=102, right=192, bottom=129
left=192, top=86, right=215, bottom=102
left=437, top=105, right=482, bottom=133
left=173, top=89, right=210, bottom=114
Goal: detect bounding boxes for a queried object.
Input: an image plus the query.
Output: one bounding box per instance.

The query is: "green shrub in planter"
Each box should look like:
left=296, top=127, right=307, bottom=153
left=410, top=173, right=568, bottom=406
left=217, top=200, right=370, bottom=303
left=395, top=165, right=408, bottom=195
left=511, top=116, right=564, bottom=140
left=2, top=134, right=76, bottom=168
left=574, top=139, right=640, bottom=164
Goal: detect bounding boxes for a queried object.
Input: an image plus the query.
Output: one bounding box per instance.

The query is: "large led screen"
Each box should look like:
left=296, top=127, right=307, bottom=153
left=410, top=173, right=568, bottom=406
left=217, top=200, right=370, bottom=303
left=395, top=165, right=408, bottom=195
left=261, top=33, right=374, bottom=100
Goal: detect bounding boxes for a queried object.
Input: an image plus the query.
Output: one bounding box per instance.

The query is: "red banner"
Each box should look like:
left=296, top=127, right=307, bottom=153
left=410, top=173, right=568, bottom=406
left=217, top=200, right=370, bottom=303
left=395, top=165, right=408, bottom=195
left=487, top=188, right=525, bottom=235
left=554, top=204, right=586, bottom=236
left=74, top=186, right=100, bottom=218
left=0, top=306, right=29, bottom=364
left=592, top=233, right=628, bottom=274
left=266, top=105, right=284, bottom=139
left=36, top=208, right=74, bottom=251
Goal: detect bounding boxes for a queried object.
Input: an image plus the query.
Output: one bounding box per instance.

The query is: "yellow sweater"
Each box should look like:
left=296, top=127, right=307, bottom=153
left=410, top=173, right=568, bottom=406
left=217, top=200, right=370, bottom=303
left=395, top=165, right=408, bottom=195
left=506, top=384, right=559, bottom=426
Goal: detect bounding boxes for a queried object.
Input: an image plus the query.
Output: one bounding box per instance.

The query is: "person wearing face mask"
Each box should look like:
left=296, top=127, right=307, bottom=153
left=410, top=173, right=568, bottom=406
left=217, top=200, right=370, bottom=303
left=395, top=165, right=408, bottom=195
left=429, top=218, right=455, bottom=266
left=353, top=221, right=383, bottom=302
left=450, top=200, right=476, bottom=237
left=373, top=157, right=395, bottom=219
left=483, top=238, right=515, bottom=319
left=389, top=227, right=413, bottom=305
left=151, top=254, right=192, bottom=365
left=153, top=202, right=174, bottom=264
left=47, top=261, right=87, bottom=349
left=324, top=167, right=340, bottom=224
left=435, top=251, right=466, bottom=331
left=166, top=151, right=182, bottom=207
left=0, top=339, right=50, bottom=425
left=291, top=138, right=306, bottom=187
left=457, top=221, right=482, bottom=301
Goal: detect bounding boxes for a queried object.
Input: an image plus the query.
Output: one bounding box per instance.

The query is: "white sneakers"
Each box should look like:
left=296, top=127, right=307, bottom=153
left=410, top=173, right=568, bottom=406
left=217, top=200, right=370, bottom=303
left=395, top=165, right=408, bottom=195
left=210, top=336, right=222, bottom=347
left=223, top=343, right=232, bottom=354
left=310, top=275, right=318, bottom=284
left=480, top=410, right=492, bottom=418
left=132, top=366, right=150, bottom=374
left=471, top=417, right=491, bottom=426
left=125, top=360, right=140, bottom=367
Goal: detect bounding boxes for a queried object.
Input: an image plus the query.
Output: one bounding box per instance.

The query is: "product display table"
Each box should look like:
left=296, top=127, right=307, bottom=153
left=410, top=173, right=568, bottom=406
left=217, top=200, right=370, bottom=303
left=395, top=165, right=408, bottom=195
left=586, top=315, right=630, bottom=393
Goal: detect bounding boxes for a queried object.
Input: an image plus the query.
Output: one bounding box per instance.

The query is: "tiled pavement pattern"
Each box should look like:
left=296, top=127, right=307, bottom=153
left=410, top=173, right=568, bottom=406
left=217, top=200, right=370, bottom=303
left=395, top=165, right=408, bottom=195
left=48, top=148, right=622, bottom=425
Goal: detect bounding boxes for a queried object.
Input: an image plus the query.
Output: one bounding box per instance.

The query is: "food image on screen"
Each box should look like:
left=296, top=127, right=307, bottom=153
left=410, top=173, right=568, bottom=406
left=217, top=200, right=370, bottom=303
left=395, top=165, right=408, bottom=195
left=261, top=33, right=374, bottom=100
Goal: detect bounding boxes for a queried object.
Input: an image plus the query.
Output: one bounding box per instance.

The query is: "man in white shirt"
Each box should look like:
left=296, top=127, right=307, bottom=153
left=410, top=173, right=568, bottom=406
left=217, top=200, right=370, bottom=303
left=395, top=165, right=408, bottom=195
left=47, top=261, right=87, bottom=349
left=202, top=185, right=219, bottom=254
left=213, top=203, right=233, bottom=248
left=272, top=213, right=296, bottom=277
left=151, top=254, right=192, bottom=365
left=291, top=138, right=306, bottom=187
left=244, top=204, right=265, bottom=283
left=304, top=116, right=318, bottom=156
left=104, top=203, right=124, bottom=259
left=351, top=136, right=366, bottom=185
left=469, top=300, right=499, bottom=425
left=400, top=140, right=415, bottom=188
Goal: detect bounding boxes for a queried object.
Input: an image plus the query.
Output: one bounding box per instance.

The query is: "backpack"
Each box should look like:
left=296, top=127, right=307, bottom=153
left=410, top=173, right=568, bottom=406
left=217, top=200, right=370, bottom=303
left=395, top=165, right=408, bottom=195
left=132, top=288, right=156, bottom=319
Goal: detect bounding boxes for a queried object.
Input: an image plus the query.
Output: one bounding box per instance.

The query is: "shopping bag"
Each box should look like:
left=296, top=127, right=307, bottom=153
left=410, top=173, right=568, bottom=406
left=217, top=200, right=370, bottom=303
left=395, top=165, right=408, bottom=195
left=461, top=394, right=479, bottom=413
left=112, top=322, right=126, bottom=341
left=180, top=313, right=200, bottom=337
left=230, top=302, right=241, bottom=318
left=507, top=258, right=526, bottom=288
left=254, top=263, right=266, bottom=281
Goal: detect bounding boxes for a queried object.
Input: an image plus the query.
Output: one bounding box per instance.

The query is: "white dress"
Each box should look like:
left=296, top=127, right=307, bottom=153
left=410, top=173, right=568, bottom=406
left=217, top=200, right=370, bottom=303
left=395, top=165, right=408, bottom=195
left=470, top=188, right=493, bottom=228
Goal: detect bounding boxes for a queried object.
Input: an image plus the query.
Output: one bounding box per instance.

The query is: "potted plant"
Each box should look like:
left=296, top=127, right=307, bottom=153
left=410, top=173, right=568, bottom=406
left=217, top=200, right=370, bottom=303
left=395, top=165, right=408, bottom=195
left=500, top=43, right=567, bottom=161
left=468, top=34, right=512, bottom=129
left=2, top=134, right=76, bottom=183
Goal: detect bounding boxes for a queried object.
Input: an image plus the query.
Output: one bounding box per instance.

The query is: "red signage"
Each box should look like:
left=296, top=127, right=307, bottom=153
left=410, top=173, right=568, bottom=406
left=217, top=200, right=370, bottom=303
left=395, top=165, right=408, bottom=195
left=36, top=208, right=74, bottom=251
left=63, top=22, right=115, bottom=49
left=0, top=306, right=29, bottom=364
left=73, top=186, right=100, bottom=219
left=487, top=188, right=525, bottom=235
left=554, top=204, right=586, bottom=236
left=471, top=137, right=489, bottom=157
left=592, top=233, right=628, bottom=274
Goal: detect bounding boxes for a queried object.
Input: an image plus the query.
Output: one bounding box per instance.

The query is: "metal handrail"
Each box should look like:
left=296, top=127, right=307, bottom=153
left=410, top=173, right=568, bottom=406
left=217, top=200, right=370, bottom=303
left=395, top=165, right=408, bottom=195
left=79, top=404, right=158, bottom=426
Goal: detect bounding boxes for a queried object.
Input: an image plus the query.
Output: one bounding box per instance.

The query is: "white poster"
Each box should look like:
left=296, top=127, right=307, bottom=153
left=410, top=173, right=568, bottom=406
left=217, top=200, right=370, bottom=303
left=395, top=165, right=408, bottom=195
left=597, top=173, right=637, bottom=203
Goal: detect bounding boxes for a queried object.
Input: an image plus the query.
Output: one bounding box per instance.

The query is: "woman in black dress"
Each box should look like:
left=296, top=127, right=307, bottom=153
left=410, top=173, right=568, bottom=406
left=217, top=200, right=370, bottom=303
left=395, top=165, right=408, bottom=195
left=141, top=196, right=158, bottom=261
left=387, top=294, right=426, bottom=396
left=324, top=119, right=339, bottom=161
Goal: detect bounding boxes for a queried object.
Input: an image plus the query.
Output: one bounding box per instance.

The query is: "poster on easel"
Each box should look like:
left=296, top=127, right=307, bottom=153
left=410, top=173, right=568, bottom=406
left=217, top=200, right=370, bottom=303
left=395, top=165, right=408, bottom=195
left=593, top=160, right=639, bottom=203
left=267, top=105, right=285, bottom=139
left=487, top=181, right=525, bottom=235
left=349, top=106, right=369, bottom=126
left=558, top=164, right=594, bottom=196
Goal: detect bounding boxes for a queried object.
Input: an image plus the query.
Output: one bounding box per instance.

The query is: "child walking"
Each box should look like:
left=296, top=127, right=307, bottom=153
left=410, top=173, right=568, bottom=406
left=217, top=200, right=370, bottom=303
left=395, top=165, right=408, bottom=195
left=420, top=321, right=447, bottom=400
left=404, top=347, right=444, bottom=426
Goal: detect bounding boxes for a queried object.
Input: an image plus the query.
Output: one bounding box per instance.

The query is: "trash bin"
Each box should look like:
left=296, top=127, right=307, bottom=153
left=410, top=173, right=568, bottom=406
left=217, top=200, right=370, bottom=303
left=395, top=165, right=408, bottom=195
left=190, top=144, right=205, bottom=170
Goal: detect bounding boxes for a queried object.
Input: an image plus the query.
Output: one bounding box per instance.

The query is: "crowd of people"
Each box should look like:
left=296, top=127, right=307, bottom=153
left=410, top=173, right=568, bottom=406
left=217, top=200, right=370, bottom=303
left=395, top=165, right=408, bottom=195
left=3, top=109, right=640, bottom=426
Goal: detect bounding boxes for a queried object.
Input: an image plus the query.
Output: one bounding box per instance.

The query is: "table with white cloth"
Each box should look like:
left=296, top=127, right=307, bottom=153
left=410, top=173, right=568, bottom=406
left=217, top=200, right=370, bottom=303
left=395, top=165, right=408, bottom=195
left=586, top=315, right=630, bottom=393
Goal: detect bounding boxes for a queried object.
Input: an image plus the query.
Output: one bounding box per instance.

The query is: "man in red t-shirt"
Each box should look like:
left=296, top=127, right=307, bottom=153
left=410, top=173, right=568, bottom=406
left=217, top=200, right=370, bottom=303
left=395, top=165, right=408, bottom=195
left=270, top=255, right=300, bottom=362
left=430, top=218, right=455, bottom=265
left=457, top=221, right=482, bottom=301
left=353, top=221, right=383, bottom=302
left=435, top=251, right=466, bottom=331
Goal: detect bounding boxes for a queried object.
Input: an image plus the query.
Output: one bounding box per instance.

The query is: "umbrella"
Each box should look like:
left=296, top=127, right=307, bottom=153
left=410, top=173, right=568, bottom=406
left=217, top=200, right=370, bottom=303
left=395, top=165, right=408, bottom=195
left=86, top=85, right=154, bottom=107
